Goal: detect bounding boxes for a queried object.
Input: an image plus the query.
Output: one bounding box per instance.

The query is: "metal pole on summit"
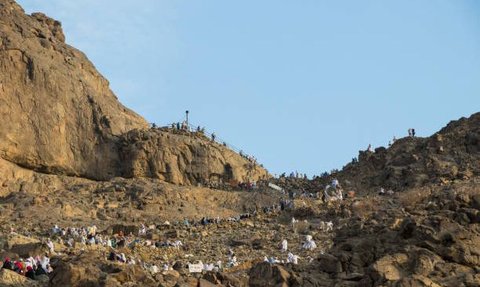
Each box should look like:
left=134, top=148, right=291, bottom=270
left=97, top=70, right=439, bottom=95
left=185, top=110, right=189, bottom=126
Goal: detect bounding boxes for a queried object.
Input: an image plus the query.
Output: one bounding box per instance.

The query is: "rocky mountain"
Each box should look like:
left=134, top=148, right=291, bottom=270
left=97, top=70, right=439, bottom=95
left=0, top=0, right=268, bottom=185
left=0, top=0, right=148, bottom=179
left=274, top=112, right=480, bottom=195
left=2, top=1, right=480, bottom=287
left=336, top=112, right=480, bottom=192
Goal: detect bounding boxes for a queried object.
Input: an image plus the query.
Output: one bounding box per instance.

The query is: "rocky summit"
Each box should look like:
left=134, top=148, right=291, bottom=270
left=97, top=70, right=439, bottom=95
left=0, top=1, right=479, bottom=287
left=0, top=0, right=267, bottom=185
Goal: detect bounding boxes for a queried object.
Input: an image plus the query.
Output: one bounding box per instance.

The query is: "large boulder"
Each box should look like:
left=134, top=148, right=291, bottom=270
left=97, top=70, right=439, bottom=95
left=203, top=271, right=245, bottom=287
left=49, top=252, right=156, bottom=287
left=0, top=234, right=45, bottom=258
left=157, top=270, right=181, bottom=287
left=395, top=275, right=442, bottom=287
left=7, top=242, right=45, bottom=258
left=109, top=265, right=156, bottom=286
left=49, top=257, right=102, bottom=287
left=248, top=262, right=291, bottom=287
left=0, top=269, right=42, bottom=287
left=371, top=253, right=409, bottom=282
left=317, top=254, right=343, bottom=274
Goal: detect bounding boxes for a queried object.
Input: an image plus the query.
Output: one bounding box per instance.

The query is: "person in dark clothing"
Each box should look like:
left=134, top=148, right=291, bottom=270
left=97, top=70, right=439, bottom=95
left=35, top=265, right=47, bottom=276
left=2, top=258, right=13, bottom=270
left=280, top=200, right=285, bottom=211
left=116, top=239, right=125, bottom=248
left=25, top=266, right=36, bottom=280
left=108, top=251, right=116, bottom=261
left=412, top=129, right=416, bottom=137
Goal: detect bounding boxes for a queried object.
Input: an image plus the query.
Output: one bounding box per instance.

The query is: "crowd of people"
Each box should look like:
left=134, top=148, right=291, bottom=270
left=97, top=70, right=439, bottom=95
left=262, top=232, right=325, bottom=266
left=239, top=150, right=258, bottom=166
left=2, top=199, right=295, bottom=279
left=2, top=254, right=52, bottom=280
left=276, top=171, right=308, bottom=180
left=1, top=207, right=327, bottom=281
left=0, top=175, right=349, bottom=282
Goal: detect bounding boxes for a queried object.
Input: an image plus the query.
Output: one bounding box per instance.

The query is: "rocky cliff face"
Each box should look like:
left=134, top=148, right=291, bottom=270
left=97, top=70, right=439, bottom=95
left=0, top=0, right=148, bottom=179
left=119, top=129, right=269, bottom=185
left=0, top=0, right=268, bottom=184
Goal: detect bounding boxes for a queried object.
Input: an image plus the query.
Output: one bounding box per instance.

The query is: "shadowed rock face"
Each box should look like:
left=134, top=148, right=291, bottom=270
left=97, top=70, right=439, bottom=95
left=0, top=0, right=269, bottom=184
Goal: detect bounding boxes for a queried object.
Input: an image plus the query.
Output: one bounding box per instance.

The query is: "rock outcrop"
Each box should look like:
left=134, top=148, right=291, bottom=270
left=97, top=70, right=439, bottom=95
left=49, top=252, right=156, bottom=287
left=0, top=0, right=268, bottom=185
left=270, top=112, right=480, bottom=194
left=0, top=0, right=147, bottom=179
left=0, top=269, right=42, bottom=287
left=337, top=112, right=480, bottom=192
left=0, top=234, right=45, bottom=258
left=119, top=129, right=268, bottom=185
left=248, top=262, right=293, bottom=287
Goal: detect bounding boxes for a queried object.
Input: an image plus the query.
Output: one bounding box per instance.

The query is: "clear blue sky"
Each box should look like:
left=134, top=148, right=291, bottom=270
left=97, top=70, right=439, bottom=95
left=19, top=1, right=480, bottom=177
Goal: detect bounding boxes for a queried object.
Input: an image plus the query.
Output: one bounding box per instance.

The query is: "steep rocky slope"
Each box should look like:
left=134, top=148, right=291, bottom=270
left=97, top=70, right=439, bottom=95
left=245, top=179, right=480, bottom=287
left=0, top=0, right=148, bottom=179
left=0, top=0, right=268, bottom=185
left=275, top=112, right=480, bottom=194
left=340, top=112, right=480, bottom=191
